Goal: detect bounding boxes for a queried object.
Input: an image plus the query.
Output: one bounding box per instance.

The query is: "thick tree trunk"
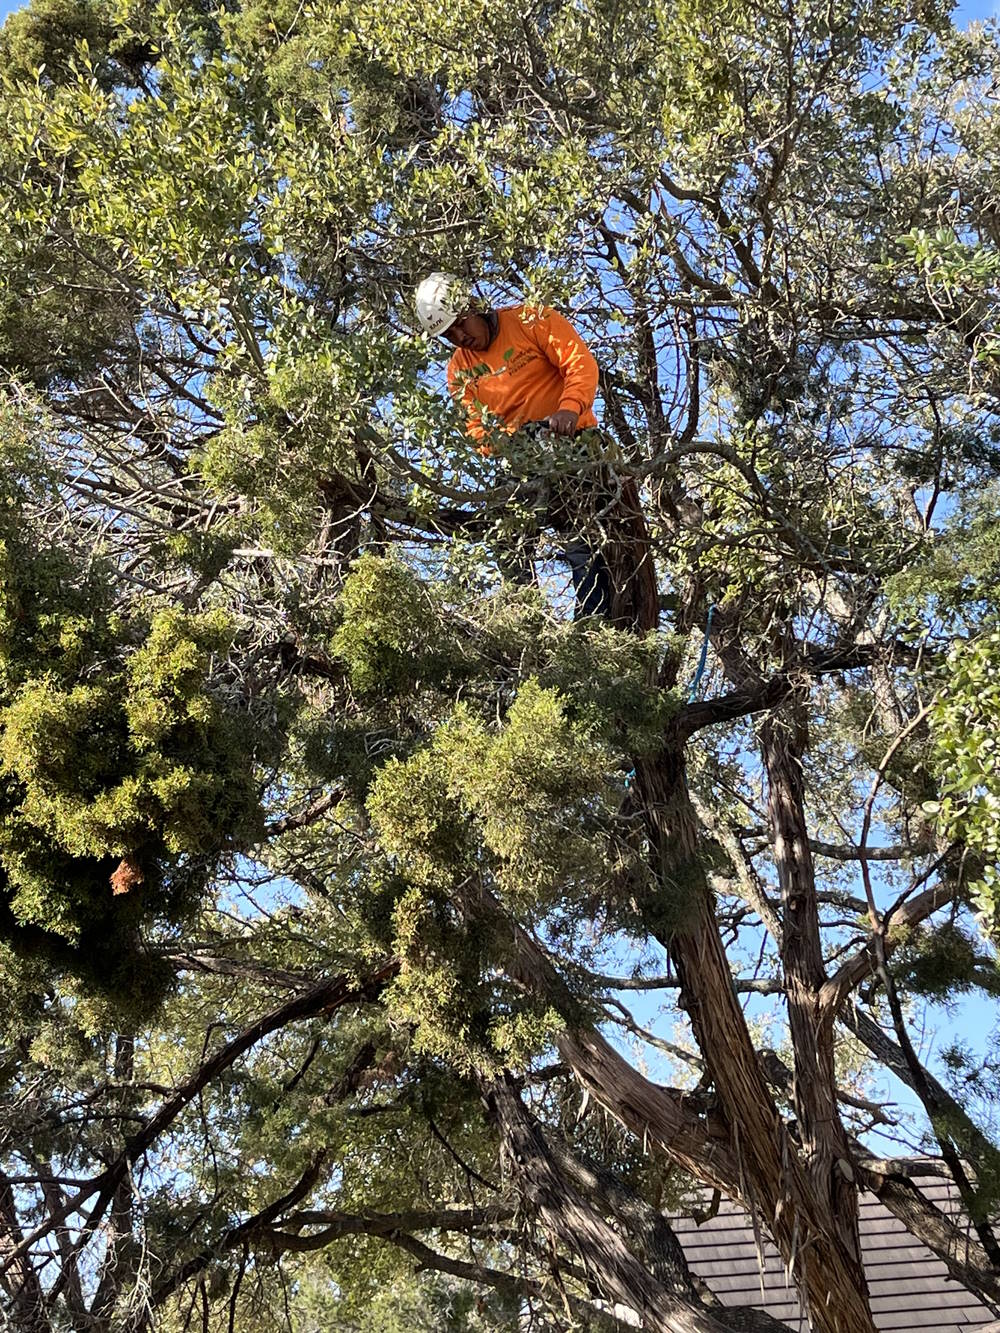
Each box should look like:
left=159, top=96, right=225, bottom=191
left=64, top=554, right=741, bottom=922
left=760, top=711, right=868, bottom=1278
left=630, top=740, right=877, bottom=1333
left=492, top=881, right=742, bottom=1193
left=607, top=473, right=660, bottom=633
left=555, top=1026, right=740, bottom=1193
left=489, top=1076, right=741, bottom=1333
left=489, top=540, right=875, bottom=1329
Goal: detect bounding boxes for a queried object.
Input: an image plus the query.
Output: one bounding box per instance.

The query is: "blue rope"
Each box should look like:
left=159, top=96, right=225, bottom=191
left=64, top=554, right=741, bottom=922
left=687, top=606, right=716, bottom=704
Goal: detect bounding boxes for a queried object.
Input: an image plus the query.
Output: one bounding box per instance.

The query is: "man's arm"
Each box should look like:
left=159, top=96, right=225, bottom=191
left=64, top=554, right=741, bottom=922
left=533, top=308, right=599, bottom=435
left=446, top=357, right=486, bottom=442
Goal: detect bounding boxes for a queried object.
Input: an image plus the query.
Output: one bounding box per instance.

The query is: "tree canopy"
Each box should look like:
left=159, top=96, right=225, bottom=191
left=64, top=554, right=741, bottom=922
left=2, top=0, right=1000, bottom=1328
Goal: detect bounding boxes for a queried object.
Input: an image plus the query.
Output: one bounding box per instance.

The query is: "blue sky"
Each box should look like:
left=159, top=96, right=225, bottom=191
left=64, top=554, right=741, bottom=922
left=957, top=0, right=999, bottom=17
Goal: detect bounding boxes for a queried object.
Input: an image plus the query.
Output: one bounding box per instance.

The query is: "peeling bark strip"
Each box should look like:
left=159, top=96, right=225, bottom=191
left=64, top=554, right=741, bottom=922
left=488, top=1077, right=736, bottom=1333
left=489, top=881, right=742, bottom=1194
left=555, top=1026, right=739, bottom=1192
left=760, top=710, right=867, bottom=1278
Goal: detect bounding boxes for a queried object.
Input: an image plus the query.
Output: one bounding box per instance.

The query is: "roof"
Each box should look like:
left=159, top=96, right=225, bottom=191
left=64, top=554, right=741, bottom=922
left=671, top=1174, right=998, bottom=1331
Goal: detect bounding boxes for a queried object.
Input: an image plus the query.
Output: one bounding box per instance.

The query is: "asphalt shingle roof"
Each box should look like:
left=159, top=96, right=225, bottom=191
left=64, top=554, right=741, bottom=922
left=671, top=1174, right=998, bottom=1331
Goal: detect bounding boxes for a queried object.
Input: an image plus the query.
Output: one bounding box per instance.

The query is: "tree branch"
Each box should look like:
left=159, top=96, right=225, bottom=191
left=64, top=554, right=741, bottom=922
left=678, top=642, right=918, bottom=740
left=820, top=879, right=957, bottom=1015
left=261, top=789, right=344, bottom=839
left=2, top=958, right=399, bottom=1280
left=487, top=1075, right=739, bottom=1333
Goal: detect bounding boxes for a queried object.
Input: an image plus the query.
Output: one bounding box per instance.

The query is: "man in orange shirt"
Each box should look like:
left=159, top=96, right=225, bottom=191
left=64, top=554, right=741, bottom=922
left=415, top=272, right=613, bottom=619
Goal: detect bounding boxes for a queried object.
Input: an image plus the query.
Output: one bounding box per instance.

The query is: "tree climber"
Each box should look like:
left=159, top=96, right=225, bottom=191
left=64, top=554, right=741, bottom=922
left=415, top=271, right=617, bottom=621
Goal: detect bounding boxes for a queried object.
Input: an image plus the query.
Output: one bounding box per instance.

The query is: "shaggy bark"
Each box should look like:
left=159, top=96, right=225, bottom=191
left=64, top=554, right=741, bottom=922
left=629, top=733, right=878, bottom=1333
left=489, top=1076, right=743, bottom=1333
left=760, top=708, right=867, bottom=1276
left=488, top=883, right=742, bottom=1193
left=607, top=472, right=660, bottom=633
left=545, top=1131, right=796, bottom=1333
left=761, top=1045, right=1000, bottom=1312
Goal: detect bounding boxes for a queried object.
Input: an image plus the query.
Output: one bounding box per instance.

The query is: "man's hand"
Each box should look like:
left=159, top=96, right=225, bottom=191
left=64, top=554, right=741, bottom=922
left=545, top=409, right=579, bottom=436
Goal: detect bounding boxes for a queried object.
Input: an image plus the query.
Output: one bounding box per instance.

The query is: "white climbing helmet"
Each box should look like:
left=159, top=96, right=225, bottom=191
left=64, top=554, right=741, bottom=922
left=415, top=271, right=466, bottom=338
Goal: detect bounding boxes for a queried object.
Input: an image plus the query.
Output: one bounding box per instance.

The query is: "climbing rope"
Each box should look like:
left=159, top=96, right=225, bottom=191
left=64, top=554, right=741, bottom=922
left=687, top=605, right=716, bottom=704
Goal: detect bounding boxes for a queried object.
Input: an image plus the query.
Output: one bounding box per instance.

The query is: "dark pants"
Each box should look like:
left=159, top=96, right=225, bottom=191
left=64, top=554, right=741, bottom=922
left=496, top=427, right=616, bottom=622
left=496, top=496, right=613, bottom=621
left=563, top=541, right=613, bottom=620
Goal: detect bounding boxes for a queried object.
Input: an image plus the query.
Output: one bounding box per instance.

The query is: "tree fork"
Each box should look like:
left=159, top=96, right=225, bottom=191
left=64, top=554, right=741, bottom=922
left=599, top=485, right=879, bottom=1329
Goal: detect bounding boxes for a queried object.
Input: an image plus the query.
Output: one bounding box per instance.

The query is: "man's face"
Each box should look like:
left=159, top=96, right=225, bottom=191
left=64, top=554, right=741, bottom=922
left=443, top=310, right=492, bottom=353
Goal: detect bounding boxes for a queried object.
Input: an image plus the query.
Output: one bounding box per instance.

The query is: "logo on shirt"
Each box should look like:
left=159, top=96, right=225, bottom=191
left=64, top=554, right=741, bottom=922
left=497, top=349, right=535, bottom=376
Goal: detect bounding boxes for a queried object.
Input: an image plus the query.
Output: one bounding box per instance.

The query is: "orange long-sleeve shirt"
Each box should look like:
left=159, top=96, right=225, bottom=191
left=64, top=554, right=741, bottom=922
left=446, top=305, right=599, bottom=445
